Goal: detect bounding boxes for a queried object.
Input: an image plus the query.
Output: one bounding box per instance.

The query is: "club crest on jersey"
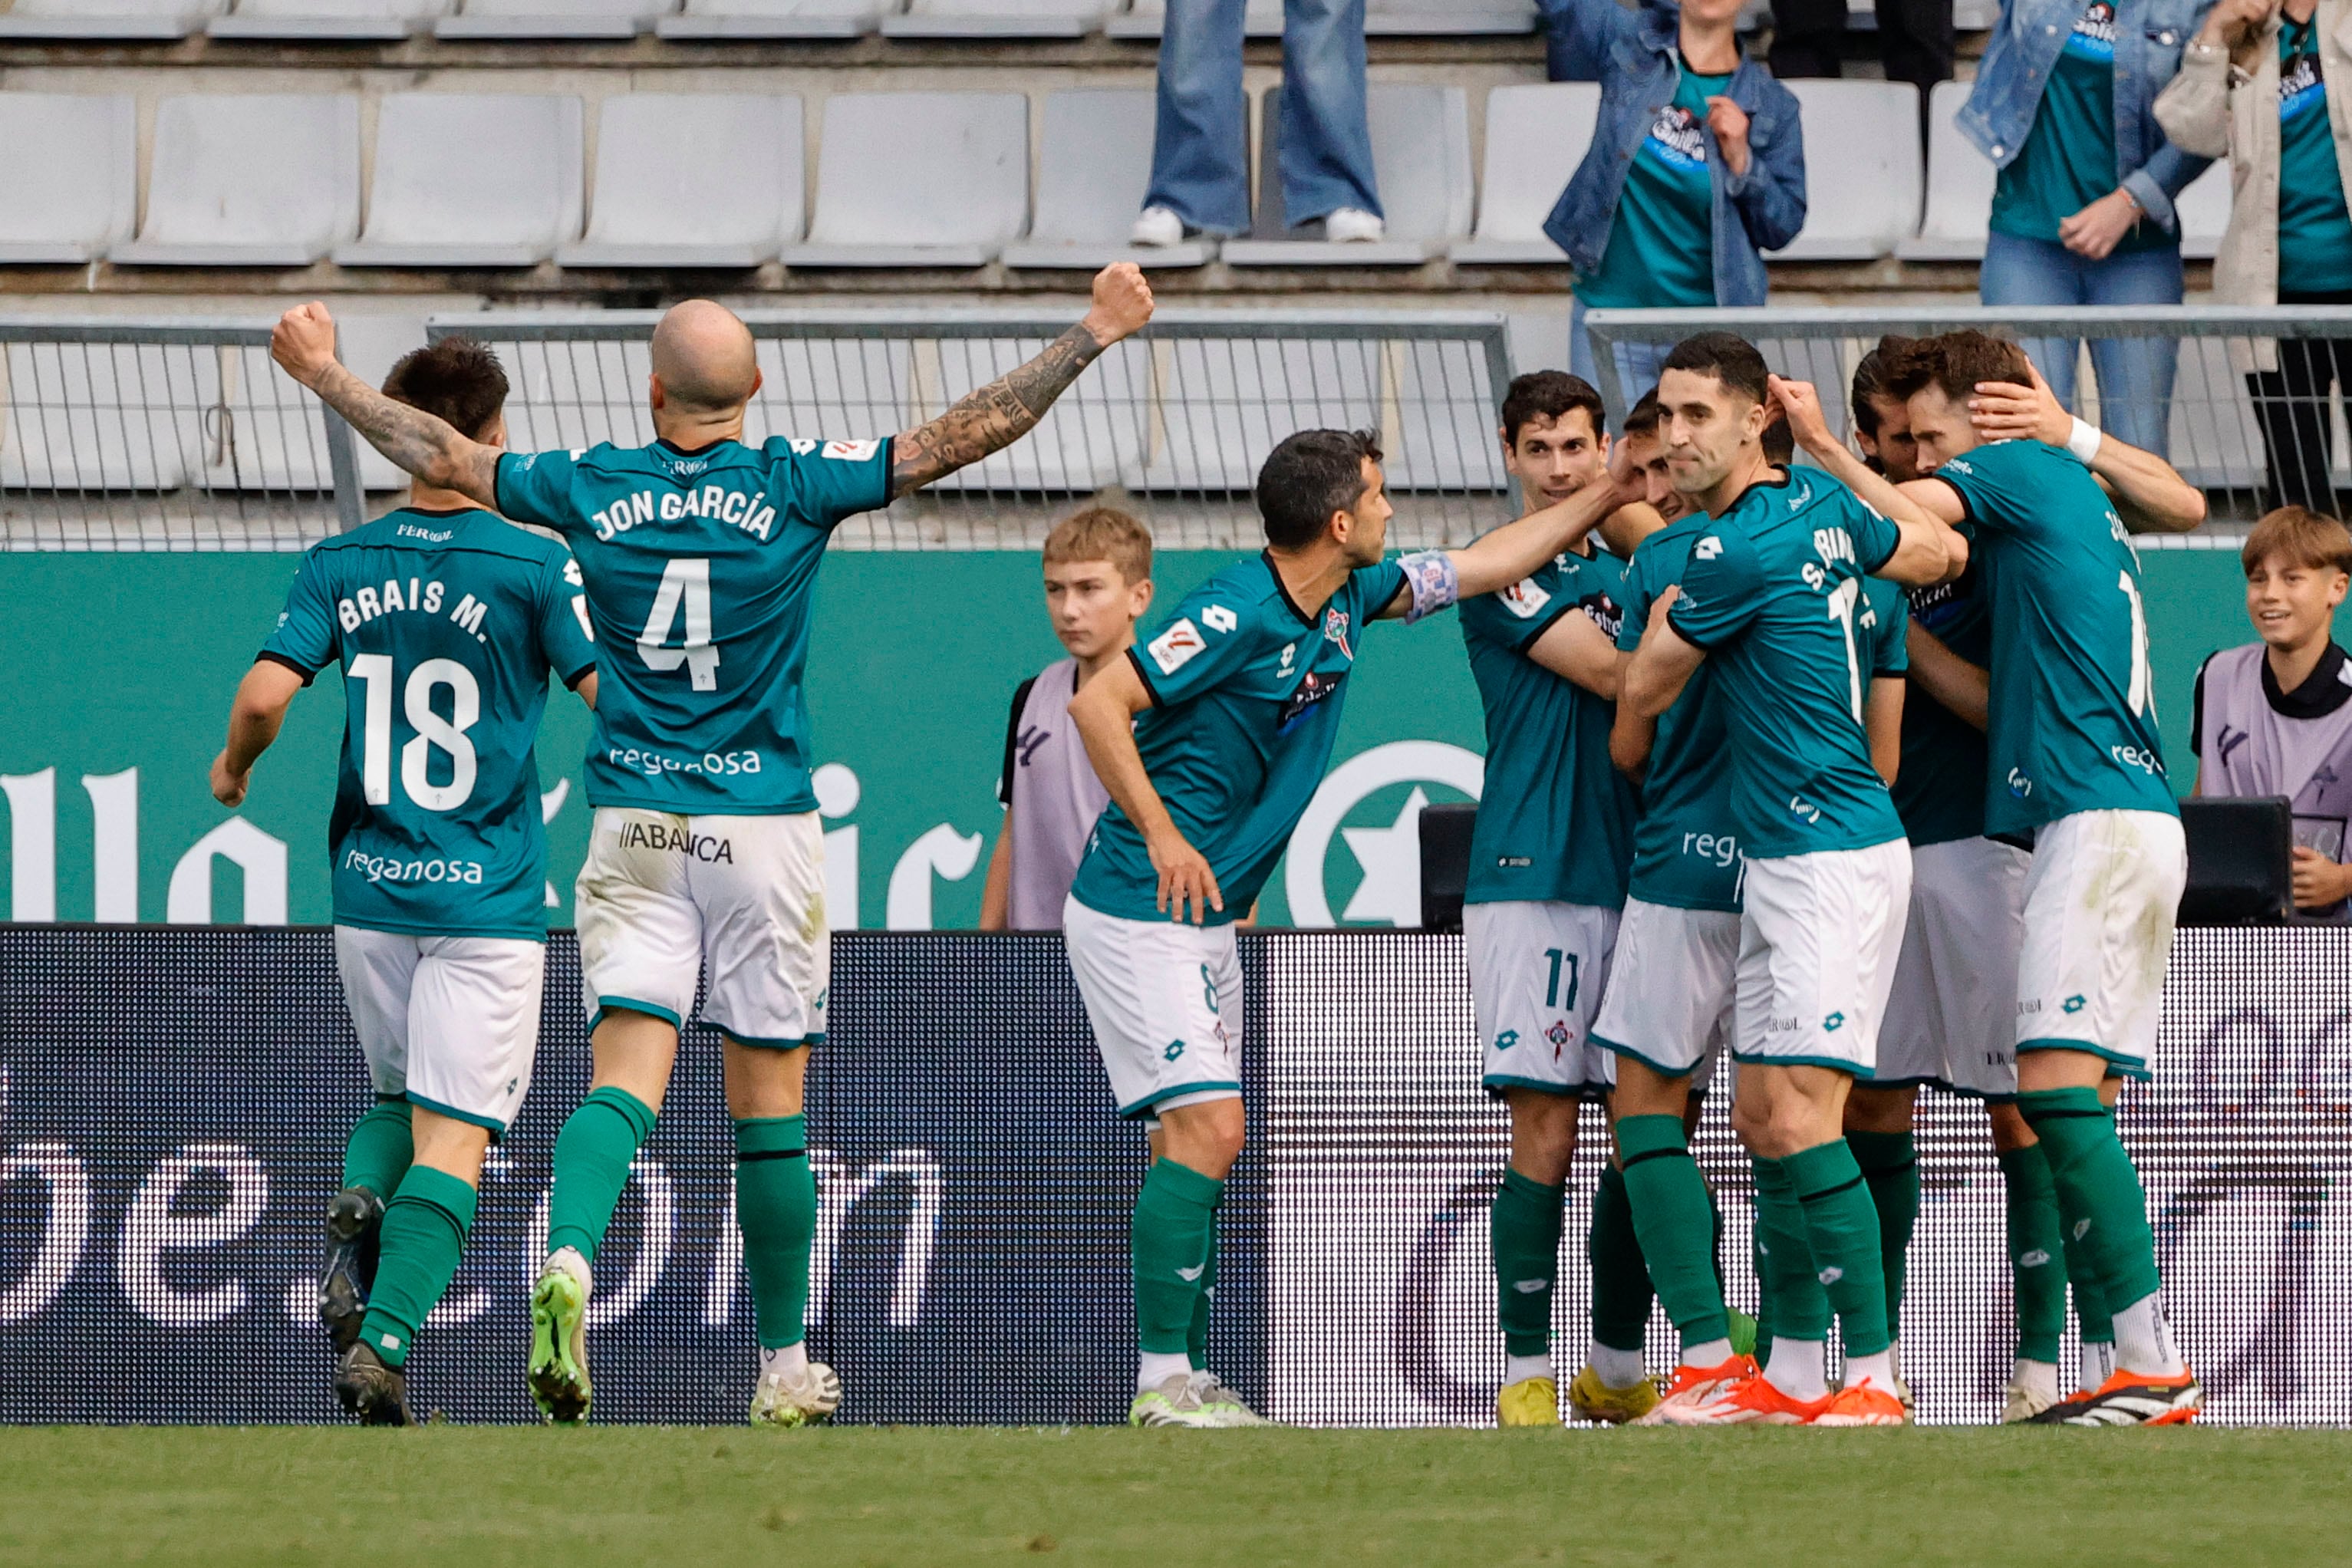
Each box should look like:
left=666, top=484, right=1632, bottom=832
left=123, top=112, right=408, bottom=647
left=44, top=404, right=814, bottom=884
left=663, top=456, right=710, bottom=479
left=1323, top=607, right=1355, bottom=658
left=1499, top=577, right=1552, bottom=620
left=1147, top=618, right=1205, bottom=674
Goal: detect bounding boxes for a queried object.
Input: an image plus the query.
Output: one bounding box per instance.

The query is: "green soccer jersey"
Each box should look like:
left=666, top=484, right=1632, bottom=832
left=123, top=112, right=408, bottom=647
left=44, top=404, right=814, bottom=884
left=1458, top=542, right=1639, bottom=909
left=1932, top=438, right=2177, bottom=835
left=261, top=506, right=598, bottom=940
left=1861, top=574, right=1911, bottom=694
left=1666, top=469, right=1908, bottom=860
left=1894, top=564, right=1996, bottom=847
left=494, top=434, right=892, bottom=815
left=1068, top=552, right=1408, bottom=926
left=1616, top=514, right=1744, bottom=911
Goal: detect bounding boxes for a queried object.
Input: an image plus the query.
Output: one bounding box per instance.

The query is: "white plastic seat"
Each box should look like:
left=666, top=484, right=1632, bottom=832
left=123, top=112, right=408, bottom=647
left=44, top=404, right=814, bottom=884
left=1898, top=80, right=1994, bottom=260
left=882, top=0, right=1105, bottom=36
left=337, top=95, right=584, bottom=268
left=914, top=338, right=1151, bottom=492
left=2176, top=159, right=2232, bottom=262
left=1767, top=81, right=1922, bottom=261
left=1125, top=338, right=1382, bottom=491
left=784, top=93, right=1029, bottom=268
left=1365, top=0, right=1535, bottom=35
left=1225, top=84, right=1473, bottom=265
left=1003, top=89, right=1217, bottom=268
left=0, top=96, right=138, bottom=265
left=435, top=0, right=674, bottom=37
left=1449, top=83, right=1599, bottom=265
left=210, top=0, right=449, bottom=38
left=657, top=0, right=888, bottom=36
left=1105, top=0, right=1277, bottom=38
left=0, top=344, right=191, bottom=492
left=558, top=95, right=802, bottom=268
left=0, top=0, right=222, bottom=38
left=113, top=96, right=361, bottom=267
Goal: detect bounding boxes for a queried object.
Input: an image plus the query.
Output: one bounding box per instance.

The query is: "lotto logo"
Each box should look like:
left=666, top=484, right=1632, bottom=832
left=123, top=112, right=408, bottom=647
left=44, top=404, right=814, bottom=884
left=1823, top=1011, right=1846, bottom=1033
left=1499, top=577, right=1552, bottom=620
left=1494, top=1029, right=1519, bottom=1052
left=1147, top=618, right=1205, bottom=674
left=822, top=440, right=879, bottom=461
left=1201, top=604, right=1239, bottom=634
left=1695, top=537, right=1722, bottom=561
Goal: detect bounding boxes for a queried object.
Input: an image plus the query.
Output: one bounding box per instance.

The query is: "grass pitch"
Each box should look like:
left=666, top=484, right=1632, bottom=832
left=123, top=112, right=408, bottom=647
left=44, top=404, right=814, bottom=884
left=2, top=1425, right=2346, bottom=1566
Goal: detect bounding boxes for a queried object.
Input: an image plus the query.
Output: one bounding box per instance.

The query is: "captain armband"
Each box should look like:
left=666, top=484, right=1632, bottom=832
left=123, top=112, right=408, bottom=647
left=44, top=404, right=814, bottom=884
left=1397, top=550, right=1461, bottom=625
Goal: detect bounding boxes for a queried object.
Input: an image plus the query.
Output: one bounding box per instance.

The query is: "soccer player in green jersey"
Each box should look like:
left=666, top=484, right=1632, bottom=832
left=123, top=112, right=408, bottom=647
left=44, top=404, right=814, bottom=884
left=209, top=339, right=598, bottom=1423
left=272, top=264, right=1158, bottom=1427
left=1620, top=333, right=1963, bottom=1427
left=1876, top=330, right=2209, bottom=1425
left=1064, top=427, right=1644, bottom=1428
left=1459, top=372, right=1665, bottom=1428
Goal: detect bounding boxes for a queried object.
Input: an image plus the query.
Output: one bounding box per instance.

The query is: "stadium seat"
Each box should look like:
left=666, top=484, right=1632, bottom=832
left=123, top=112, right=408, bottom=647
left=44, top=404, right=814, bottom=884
left=1898, top=80, right=1994, bottom=260
left=112, top=96, right=362, bottom=267
left=1767, top=81, right=1922, bottom=261
left=881, top=0, right=1108, bottom=37
left=209, top=0, right=450, bottom=38
left=911, top=337, right=1152, bottom=493
left=1002, top=89, right=1216, bottom=268
left=435, top=0, right=675, bottom=37
left=1105, top=0, right=1278, bottom=38
left=558, top=94, right=803, bottom=268
left=657, top=0, right=891, bottom=36
left=0, top=344, right=190, bottom=492
left=1224, top=84, right=1473, bottom=265
left=0, top=95, right=139, bottom=265
left=0, top=0, right=222, bottom=38
left=2176, top=158, right=2232, bottom=262
left=784, top=93, right=1029, bottom=268
left=1448, top=82, right=1599, bottom=265
left=1125, top=338, right=1381, bottom=490
left=335, top=95, right=585, bottom=268
left=1364, top=0, right=1537, bottom=35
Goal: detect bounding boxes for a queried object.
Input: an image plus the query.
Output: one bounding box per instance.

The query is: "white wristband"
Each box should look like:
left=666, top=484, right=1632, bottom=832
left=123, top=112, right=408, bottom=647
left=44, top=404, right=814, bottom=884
left=2066, top=416, right=2102, bottom=465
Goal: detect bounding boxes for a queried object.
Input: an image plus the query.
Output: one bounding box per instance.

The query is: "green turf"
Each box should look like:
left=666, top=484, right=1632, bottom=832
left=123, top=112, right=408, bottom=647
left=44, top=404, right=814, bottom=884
left=2, top=1426, right=2346, bottom=1566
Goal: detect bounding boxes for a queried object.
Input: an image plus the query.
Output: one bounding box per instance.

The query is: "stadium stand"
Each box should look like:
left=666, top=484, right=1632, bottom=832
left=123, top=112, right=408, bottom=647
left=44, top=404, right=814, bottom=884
left=558, top=94, right=804, bottom=268
left=1363, top=0, right=1537, bottom=35
left=1766, top=81, right=1922, bottom=262
left=113, top=95, right=363, bottom=268
left=207, top=0, right=450, bottom=38
left=1448, top=82, right=1597, bottom=265
left=1002, top=89, right=1218, bottom=269
left=1104, top=0, right=1281, bottom=40
left=1899, top=79, right=1997, bottom=262
left=334, top=94, right=585, bottom=267
left=0, top=94, right=138, bottom=265
left=783, top=91, right=1029, bottom=267
left=655, top=0, right=891, bottom=35
left=881, top=0, right=1110, bottom=38
left=1224, top=83, right=1474, bottom=265
left=433, top=0, right=677, bottom=38
left=0, top=0, right=225, bottom=38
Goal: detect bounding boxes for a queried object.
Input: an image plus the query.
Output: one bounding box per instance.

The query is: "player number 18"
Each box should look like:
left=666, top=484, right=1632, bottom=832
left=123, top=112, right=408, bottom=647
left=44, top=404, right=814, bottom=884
left=348, top=654, right=480, bottom=812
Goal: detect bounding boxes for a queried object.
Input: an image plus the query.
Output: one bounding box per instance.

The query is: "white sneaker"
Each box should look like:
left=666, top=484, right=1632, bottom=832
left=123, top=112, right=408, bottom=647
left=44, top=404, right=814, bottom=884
left=1189, top=1370, right=1270, bottom=1427
left=1324, top=207, right=1385, bottom=242
left=1128, top=1372, right=1222, bottom=1428
left=749, top=1359, right=844, bottom=1428
left=1129, top=206, right=1184, bottom=247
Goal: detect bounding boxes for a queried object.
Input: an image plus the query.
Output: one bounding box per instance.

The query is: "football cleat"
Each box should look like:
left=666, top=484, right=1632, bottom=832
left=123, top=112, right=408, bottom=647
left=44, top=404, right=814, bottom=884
left=1658, top=1371, right=1831, bottom=1427
left=2034, top=1368, right=2203, bottom=1427
left=1497, top=1375, right=1563, bottom=1428
left=1566, top=1365, right=1658, bottom=1426
left=334, top=1342, right=416, bottom=1428
left=1128, top=1372, right=1225, bottom=1429
left=1189, top=1371, right=1270, bottom=1428
left=1814, top=1378, right=1907, bottom=1427
left=748, top=1359, right=843, bottom=1428
left=2001, top=1373, right=2062, bottom=1425
left=319, top=1187, right=385, bottom=1356
left=1634, top=1355, right=1760, bottom=1426
left=527, top=1250, right=594, bottom=1425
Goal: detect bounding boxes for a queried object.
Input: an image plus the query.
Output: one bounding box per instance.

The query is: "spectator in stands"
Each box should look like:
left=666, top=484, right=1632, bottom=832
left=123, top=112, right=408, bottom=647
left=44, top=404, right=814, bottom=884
left=1132, top=0, right=1385, bottom=245
left=2192, top=506, right=2352, bottom=919
left=1542, top=0, right=1807, bottom=397
left=1962, top=0, right=2212, bottom=458
left=980, top=509, right=1155, bottom=931
left=1768, top=0, right=1955, bottom=97
left=2156, top=0, right=2352, bottom=512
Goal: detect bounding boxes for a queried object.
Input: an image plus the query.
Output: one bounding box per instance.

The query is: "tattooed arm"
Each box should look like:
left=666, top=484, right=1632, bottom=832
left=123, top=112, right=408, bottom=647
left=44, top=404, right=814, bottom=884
left=889, top=262, right=1155, bottom=499
left=271, top=301, right=503, bottom=509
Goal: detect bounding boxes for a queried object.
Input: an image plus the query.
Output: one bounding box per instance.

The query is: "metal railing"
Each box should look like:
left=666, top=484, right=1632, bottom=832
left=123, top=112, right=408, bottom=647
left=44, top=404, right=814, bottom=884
left=1584, top=305, right=2352, bottom=531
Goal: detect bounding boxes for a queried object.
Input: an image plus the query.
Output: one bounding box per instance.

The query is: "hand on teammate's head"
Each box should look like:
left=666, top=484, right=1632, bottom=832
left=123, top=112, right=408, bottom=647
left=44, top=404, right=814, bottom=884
left=1967, top=362, right=2070, bottom=448
left=270, top=301, right=341, bottom=388
left=1764, top=374, right=1829, bottom=453
left=1085, top=263, right=1155, bottom=346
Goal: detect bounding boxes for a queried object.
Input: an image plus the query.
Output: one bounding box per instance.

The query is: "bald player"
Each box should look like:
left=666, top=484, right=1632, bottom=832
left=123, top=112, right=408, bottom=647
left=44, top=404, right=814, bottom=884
left=272, top=265, right=1158, bottom=1427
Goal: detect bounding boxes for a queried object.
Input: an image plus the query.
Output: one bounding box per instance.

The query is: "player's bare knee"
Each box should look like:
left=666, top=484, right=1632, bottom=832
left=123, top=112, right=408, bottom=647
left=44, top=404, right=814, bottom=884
left=722, top=1037, right=809, bottom=1119
left=1505, top=1089, right=1578, bottom=1184
left=1158, top=1097, right=1245, bottom=1178
left=590, top=1007, right=681, bottom=1112
left=1610, top=1059, right=1689, bottom=1120
left=1986, top=1099, right=2035, bottom=1152
left=1844, top=1084, right=1918, bottom=1135
left=409, top=1106, right=493, bottom=1186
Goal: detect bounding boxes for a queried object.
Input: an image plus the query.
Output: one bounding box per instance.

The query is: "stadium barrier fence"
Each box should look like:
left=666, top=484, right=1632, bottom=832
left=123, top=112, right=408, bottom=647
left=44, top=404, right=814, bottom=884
left=1, top=925, right=2344, bottom=1428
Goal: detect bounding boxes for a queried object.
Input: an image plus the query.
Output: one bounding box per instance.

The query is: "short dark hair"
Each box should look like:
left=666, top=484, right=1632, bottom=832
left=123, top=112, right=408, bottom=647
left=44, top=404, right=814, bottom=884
left=1659, top=331, right=1770, bottom=407
left=1622, top=388, right=1662, bottom=439
left=1762, top=408, right=1794, bottom=466
left=1500, top=371, right=1606, bottom=446
left=1257, top=428, right=1382, bottom=551
left=1850, top=334, right=1920, bottom=440
left=383, top=338, right=509, bottom=442
left=1885, top=330, right=2033, bottom=409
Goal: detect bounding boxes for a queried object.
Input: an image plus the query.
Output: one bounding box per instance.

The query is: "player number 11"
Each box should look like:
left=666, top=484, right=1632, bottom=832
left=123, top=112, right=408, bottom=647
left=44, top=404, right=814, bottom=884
left=1543, top=947, right=1580, bottom=1010
left=1826, top=577, right=1863, bottom=723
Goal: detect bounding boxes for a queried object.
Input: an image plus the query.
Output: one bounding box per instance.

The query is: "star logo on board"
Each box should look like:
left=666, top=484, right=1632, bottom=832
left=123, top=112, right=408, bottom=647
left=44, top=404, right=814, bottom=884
left=1283, top=741, right=1485, bottom=927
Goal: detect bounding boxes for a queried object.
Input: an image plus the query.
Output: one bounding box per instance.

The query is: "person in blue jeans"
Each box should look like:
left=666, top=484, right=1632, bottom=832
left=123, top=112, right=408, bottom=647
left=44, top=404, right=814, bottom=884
left=1539, top=0, right=1807, bottom=411
left=1132, top=0, right=1385, bottom=246
left=1962, top=0, right=2215, bottom=456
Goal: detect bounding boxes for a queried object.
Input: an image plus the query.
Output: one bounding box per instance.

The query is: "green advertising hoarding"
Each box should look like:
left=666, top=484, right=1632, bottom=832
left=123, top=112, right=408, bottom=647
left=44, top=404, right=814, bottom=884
left=0, top=545, right=2252, bottom=931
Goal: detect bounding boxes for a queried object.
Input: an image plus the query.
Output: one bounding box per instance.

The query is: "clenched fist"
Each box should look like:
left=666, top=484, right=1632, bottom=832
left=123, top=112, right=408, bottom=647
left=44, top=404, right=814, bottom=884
left=271, top=300, right=341, bottom=390
left=1082, top=262, right=1156, bottom=348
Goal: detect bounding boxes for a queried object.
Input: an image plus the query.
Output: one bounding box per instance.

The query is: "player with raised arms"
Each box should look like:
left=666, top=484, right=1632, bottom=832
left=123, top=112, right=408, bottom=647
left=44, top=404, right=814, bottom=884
left=210, top=338, right=598, bottom=1424
left=1619, top=332, right=1962, bottom=1427
left=271, top=263, right=1157, bottom=1427
left=1063, top=426, right=1645, bottom=1428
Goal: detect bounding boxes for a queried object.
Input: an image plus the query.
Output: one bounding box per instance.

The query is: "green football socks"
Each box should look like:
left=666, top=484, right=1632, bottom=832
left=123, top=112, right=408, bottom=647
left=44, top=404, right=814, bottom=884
left=1134, top=1158, right=1221, bottom=1357
left=1616, top=1115, right=1728, bottom=1352
left=357, top=1165, right=476, bottom=1369
left=1491, top=1168, right=1565, bottom=1360
left=2018, top=1088, right=2163, bottom=1313
left=1751, top=1155, right=1830, bottom=1346
left=1847, top=1129, right=1919, bottom=1334
left=1784, top=1139, right=1892, bottom=1359
left=1999, top=1141, right=2070, bottom=1365
left=545, top=1085, right=657, bottom=1265
left=1188, top=1207, right=1220, bottom=1371
left=341, top=1097, right=414, bottom=1200
left=734, top=1115, right=816, bottom=1351
left=1587, top=1163, right=1654, bottom=1358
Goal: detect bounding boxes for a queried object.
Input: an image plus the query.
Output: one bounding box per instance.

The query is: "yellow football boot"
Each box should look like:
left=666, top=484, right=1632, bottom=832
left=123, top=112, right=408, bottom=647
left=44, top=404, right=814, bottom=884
left=1497, top=1375, right=1563, bottom=1427
left=1567, top=1363, right=1661, bottom=1425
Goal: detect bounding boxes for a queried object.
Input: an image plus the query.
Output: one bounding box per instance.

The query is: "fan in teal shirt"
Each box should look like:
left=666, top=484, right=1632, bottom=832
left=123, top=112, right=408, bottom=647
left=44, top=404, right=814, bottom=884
left=1991, top=2, right=2173, bottom=255
left=2280, top=16, right=2352, bottom=292
left=261, top=506, right=598, bottom=939
left=1458, top=544, right=1639, bottom=910
left=1578, top=62, right=1731, bottom=309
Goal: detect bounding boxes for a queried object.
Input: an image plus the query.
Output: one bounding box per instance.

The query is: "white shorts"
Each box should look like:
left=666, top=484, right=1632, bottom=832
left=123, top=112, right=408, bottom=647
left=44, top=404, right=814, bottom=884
left=1468, top=900, right=1618, bottom=1099
left=1734, top=839, right=1912, bottom=1076
left=1878, top=836, right=2031, bottom=1099
left=575, top=807, right=829, bottom=1049
left=1062, top=895, right=1244, bottom=1120
left=1589, top=897, right=1738, bottom=1084
left=2016, top=808, right=2186, bottom=1079
left=334, top=925, right=545, bottom=1134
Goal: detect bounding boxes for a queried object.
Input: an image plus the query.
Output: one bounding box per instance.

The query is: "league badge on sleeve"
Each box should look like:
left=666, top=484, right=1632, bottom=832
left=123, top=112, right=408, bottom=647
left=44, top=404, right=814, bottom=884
left=1148, top=618, right=1206, bottom=674
left=1498, top=578, right=1552, bottom=620
left=822, top=440, right=880, bottom=462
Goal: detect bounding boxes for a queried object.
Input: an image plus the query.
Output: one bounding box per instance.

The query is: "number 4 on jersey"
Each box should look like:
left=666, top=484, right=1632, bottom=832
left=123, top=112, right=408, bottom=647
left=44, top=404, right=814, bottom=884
left=640, top=557, right=720, bottom=690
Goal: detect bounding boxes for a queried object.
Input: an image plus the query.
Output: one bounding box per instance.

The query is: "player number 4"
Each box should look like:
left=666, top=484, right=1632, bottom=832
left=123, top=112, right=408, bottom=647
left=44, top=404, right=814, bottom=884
left=639, top=557, right=720, bottom=691
left=348, top=654, right=480, bottom=812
